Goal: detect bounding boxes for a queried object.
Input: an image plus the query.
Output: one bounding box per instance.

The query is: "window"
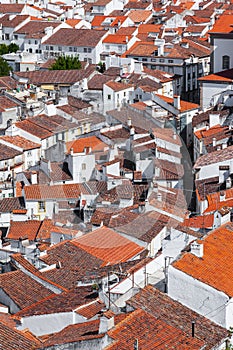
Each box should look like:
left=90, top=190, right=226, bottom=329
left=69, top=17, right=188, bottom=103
left=50, top=46, right=53, bottom=51
left=88, top=48, right=92, bottom=53
left=124, top=92, right=126, bottom=97
left=69, top=47, right=73, bottom=52
left=38, top=201, right=45, bottom=212
left=28, top=40, right=31, bottom=44
left=14, top=35, right=18, bottom=40
left=108, top=94, right=111, bottom=100
left=168, top=59, right=173, bottom=63
left=142, top=58, right=147, bottom=62
left=27, top=151, right=32, bottom=157
left=222, top=55, right=230, bottom=70
left=82, top=163, right=86, bottom=170
left=106, top=45, right=110, bottom=50
left=159, top=58, right=164, bottom=62
left=58, top=46, right=62, bottom=51
left=84, top=47, right=88, bottom=52
left=5, top=34, right=9, bottom=40
left=46, top=46, right=49, bottom=50
left=35, top=40, right=37, bottom=44
left=74, top=47, right=77, bottom=52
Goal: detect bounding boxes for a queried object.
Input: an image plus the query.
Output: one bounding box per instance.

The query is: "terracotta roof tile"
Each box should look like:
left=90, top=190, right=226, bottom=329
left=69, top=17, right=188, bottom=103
left=194, top=144, right=233, bottom=168
left=0, top=318, right=40, bottom=350
left=72, top=226, right=144, bottom=266
left=106, top=309, right=205, bottom=349
left=43, top=28, right=107, bottom=47
left=24, top=183, right=83, bottom=200
left=173, top=222, right=233, bottom=297
left=0, top=135, right=40, bottom=150
left=0, top=197, right=24, bottom=213
left=0, top=270, right=53, bottom=310
left=7, top=220, right=41, bottom=241
left=66, top=135, right=106, bottom=154
left=127, top=285, right=228, bottom=349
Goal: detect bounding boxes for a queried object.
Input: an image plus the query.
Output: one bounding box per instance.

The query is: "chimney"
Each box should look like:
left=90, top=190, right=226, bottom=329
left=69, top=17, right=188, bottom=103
left=130, top=127, right=135, bottom=139
left=173, top=95, right=180, bottom=110
left=70, top=147, right=74, bottom=155
left=222, top=142, right=227, bottom=149
left=212, top=137, right=216, bottom=147
left=192, top=321, right=195, bottom=337
left=206, top=124, right=209, bottom=131
left=127, top=116, right=132, bottom=127
left=209, top=113, right=220, bottom=128
left=125, top=36, right=128, bottom=43
left=173, top=131, right=177, bottom=139
left=31, top=171, right=37, bottom=184
left=190, top=241, right=203, bottom=258
left=157, top=192, right=162, bottom=201
left=220, top=191, right=225, bottom=202
left=99, top=315, right=114, bottom=334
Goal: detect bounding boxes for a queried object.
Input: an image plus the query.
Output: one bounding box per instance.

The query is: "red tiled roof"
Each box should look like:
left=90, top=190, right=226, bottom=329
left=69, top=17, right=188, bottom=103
left=127, top=285, right=228, bottom=349
left=66, top=136, right=107, bottom=154
left=0, top=135, right=40, bottom=150
left=103, top=34, right=132, bottom=44
left=24, top=183, right=83, bottom=200
left=0, top=318, right=40, bottom=350
left=7, top=220, right=41, bottom=241
left=209, top=14, right=233, bottom=34
left=155, top=94, right=199, bottom=112
left=199, top=68, right=233, bottom=82
left=0, top=270, right=54, bottom=310
left=182, top=214, right=214, bottom=229
left=173, top=222, right=233, bottom=297
left=106, top=309, right=204, bottom=349
left=72, top=226, right=144, bottom=266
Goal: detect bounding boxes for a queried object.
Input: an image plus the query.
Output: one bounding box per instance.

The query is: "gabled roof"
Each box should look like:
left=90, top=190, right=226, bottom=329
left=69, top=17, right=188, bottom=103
left=0, top=135, right=40, bottom=150
left=15, top=20, right=62, bottom=38
left=43, top=28, right=107, bottom=47
left=14, top=64, right=96, bottom=85
left=0, top=197, right=24, bottom=213
left=209, top=14, right=233, bottom=34
left=24, top=183, right=84, bottom=200
left=128, top=10, right=152, bottom=23
left=173, top=222, right=233, bottom=297
left=0, top=270, right=54, bottom=310
left=194, top=144, right=233, bottom=168
left=106, top=309, right=205, bottom=349
left=72, top=226, right=144, bottom=266
left=126, top=285, right=228, bottom=349
left=13, top=286, right=99, bottom=318
left=105, top=80, right=133, bottom=91
left=16, top=119, right=53, bottom=139
left=199, top=68, right=233, bottom=82
left=7, top=220, right=41, bottom=241
left=66, top=135, right=107, bottom=154
left=0, top=318, right=40, bottom=350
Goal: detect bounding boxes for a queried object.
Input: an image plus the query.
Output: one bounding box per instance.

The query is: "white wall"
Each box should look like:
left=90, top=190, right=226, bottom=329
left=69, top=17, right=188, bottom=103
left=168, top=265, right=229, bottom=327
left=212, top=38, right=233, bottom=73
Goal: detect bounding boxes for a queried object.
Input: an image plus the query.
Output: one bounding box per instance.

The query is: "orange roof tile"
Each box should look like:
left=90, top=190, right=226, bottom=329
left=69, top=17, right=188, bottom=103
left=72, top=226, right=144, bottom=266
left=7, top=220, right=41, bottom=241
left=155, top=94, right=199, bottom=112
left=128, top=10, right=152, bottom=23
left=24, top=183, right=83, bottom=200
left=103, top=34, right=132, bottom=44
left=106, top=309, right=205, bottom=349
left=65, top=18, right=81, bottom=27
left=66, top=135, right=106, bottom=154
left=182, top=214, right=214, bottom=229
left=209, top=14, right=233, bottom=34
left=173, top=222, right=233, bottom=297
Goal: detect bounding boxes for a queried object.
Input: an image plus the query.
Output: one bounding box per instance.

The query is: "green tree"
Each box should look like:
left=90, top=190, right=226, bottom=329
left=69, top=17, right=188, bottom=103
left=0, top=44, right=9, bottom=55
left=8, top=43, right=19, bottom=53
left=0, top=57, right=12, bottom=76
left=50, top=55, right=82, bottom=70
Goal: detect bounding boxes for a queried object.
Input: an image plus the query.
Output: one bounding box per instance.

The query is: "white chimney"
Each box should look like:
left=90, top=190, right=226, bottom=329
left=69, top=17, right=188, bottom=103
left=157, top=192, right=162, bottom=201
left=127, top=116, right=132, bottom=127
left=173, top=95, right=180, bottom=110
left=222, top=143, right=227, bottom=149
left=99, top=315, right=114, bottom=334
left=212, top=137, right=216, bottom=147
left=31, top=171, right=37, bottom=184
left=209, top=113, right=220, bottom=128
left=220, top=191, right=225, bottom=202
left=191, top=241, right=203, bottom=258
